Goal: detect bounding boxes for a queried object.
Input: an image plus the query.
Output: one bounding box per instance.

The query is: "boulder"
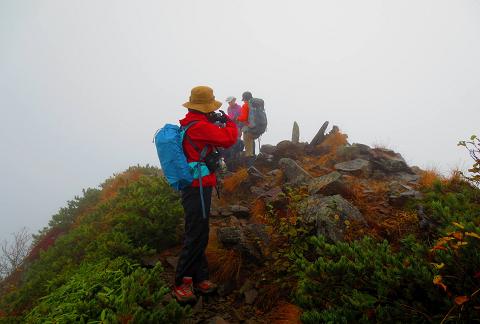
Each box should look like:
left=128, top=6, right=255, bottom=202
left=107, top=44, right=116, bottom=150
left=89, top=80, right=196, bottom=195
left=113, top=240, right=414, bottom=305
left=307, top=171, right=348, bottom=196
left=278, top=158, right=313, bottom=185
left=298, top=195, right=365, bottom=242
left=217, top=224, right=268, bottom=265
left=261, top=187, right=287, bottom=208
left=371, top=148, right=413, bottom=174
left=334, top=158, right=371, bottom=176
left=389, top=190, right=423, bottom=207
left=274, top=140, right=306, bottom=160
left=229, top=205, right=250, bottom=218
left=217, top=227, right=243, bottom=245
left=396, top=172, right=420, bottom=183
left=292, top=121, right=300, bottom=144
left=310, top=121, right=329, bottom=146
left=336, top=143, right=373, bottom=161
left=247, top=166, right=265, bottom=179
left=260, top=144, right=277, bottom=155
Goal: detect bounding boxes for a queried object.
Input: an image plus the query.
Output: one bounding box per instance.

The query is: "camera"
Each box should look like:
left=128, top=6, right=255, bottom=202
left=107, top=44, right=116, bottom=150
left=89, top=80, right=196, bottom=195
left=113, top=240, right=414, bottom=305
left=207, top=110, right=228, bottom=124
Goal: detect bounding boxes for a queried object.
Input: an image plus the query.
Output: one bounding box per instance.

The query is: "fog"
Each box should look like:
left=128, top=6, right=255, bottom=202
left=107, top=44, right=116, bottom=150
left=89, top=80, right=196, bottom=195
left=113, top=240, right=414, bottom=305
left=1, top=0, right=479, bottom=242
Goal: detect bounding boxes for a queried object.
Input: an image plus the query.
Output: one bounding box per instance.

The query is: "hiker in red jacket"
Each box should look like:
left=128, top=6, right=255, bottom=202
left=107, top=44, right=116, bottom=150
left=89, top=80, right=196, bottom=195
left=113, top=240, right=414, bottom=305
left=174, top=86, right=238, bottom=302
left=237, top=91, right=255, bottom=158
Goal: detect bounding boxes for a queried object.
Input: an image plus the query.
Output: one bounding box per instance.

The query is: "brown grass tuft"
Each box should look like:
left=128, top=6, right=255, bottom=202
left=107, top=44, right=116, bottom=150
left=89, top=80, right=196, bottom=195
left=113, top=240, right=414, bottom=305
left=320, top=131, right=348, bottom=149
left=251, top=199, right=267, bottom=224
left=267, top=301, right=302, bottom=324
left=206, top=229, right=242, bottom=282
left=418, top=168, right=443, bottom=188
left=222, top=168, right=249, bottom=193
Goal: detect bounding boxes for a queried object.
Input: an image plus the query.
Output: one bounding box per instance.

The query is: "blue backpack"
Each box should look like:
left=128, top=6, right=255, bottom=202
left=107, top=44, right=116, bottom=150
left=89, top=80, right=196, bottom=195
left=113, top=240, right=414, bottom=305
left=153, top=121, right=210, bottom=217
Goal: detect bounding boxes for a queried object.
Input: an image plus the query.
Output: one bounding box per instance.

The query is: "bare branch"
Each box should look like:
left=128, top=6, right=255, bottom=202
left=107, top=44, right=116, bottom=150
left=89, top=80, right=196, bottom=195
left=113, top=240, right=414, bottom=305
left=0, top=227, right=32, bottom=279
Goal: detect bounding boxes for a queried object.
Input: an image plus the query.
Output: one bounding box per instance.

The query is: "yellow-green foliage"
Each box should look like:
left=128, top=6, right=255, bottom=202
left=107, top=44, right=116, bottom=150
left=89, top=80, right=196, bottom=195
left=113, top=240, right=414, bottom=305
left=0, top=166, right=186, bottom=322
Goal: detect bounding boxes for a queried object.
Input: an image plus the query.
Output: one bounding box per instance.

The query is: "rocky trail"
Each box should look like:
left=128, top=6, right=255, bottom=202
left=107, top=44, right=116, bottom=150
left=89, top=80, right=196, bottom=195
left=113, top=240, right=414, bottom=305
left=144, top=121, right=427, bottom=323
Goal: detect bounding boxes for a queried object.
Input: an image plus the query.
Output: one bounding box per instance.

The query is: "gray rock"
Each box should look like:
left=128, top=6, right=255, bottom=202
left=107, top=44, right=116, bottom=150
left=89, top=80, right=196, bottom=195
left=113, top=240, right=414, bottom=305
left=397, top=172, right=421, bottom=183
left=371, top=149, right=413, bottom=174
left=247, top=166, right=265, bottom=179
left=244, top=289, right=258, bottom=304
left=274, top=140, right=306, bottom=160
left=298, top=195, right=365, bottom=242
left=334, top=159, right=371, bottom=176
left=308, top=171, right=347, bottom=196
left=229, top=205, right=250, bottom=218
left=261, top=187, right=286, bottom=207
left=279, top=158, right=313, bottom=185
left=217, top=227, right=242, bottom=245
left=310, top=121, right=329, bottom=146
left=389, top=190, right=423, bottom=207
left=336, top=143, right=373, bottom=161
left=388, top=181, right=413, bottom=194
left=292, top=121, right=300, bottom=144
left=217, top=225, right=268, bottom=265
left=260, top=144, right=277, bottom=155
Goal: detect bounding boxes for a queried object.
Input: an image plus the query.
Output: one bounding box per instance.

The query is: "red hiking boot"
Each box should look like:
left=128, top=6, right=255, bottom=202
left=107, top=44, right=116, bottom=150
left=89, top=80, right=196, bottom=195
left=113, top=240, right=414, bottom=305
left=174, top=277, right=196, bottom=302
left=195, top=280, right=217, bottom=294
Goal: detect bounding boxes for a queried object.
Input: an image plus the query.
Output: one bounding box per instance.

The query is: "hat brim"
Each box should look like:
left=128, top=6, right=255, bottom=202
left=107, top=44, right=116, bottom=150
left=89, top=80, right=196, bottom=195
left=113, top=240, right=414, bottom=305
left=182, top=100, right=222, bottom=113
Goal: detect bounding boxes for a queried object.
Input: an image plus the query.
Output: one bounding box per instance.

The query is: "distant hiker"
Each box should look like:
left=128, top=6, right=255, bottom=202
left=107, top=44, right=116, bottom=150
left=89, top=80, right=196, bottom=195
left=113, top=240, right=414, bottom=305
left=174, top=86, right=238, bottom=302
left=237, top=91, right=268, bottom=159
left=220, top=96, right=244, bottom=164
left=225, top=96, right=242, bottom=126
left=238, top=91, right=255, bottom=157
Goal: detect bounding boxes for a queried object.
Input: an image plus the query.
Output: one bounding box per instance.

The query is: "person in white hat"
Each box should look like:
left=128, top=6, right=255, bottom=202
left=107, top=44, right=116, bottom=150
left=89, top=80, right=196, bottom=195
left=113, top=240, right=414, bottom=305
left=225, top=96, right=242, bottom=126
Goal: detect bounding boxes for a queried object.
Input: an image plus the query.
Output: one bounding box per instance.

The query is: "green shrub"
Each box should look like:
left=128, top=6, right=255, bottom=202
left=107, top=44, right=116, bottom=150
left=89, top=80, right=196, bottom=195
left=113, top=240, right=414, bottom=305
left=0, top=167, right=184, bottom=320
left=25, top=258, right=188, bottom=323
left=295, top=235, right=448, bottom=323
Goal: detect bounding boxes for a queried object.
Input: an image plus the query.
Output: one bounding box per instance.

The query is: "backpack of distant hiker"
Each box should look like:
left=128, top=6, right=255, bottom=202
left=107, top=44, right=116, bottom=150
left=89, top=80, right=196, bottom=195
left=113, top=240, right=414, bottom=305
left=247, top=98, right=267, bottom=139
left=153, top=122, right=201, bottom=191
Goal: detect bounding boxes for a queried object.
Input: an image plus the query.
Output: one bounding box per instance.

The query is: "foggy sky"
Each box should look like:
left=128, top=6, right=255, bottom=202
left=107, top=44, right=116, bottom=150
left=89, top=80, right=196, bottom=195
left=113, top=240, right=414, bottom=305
left=1, top=0, right=479, bottom=242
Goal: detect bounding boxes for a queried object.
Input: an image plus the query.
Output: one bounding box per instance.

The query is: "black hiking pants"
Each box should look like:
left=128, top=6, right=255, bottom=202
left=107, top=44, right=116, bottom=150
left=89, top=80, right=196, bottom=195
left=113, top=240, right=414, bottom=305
left=175, top=186, right=213, bottom=286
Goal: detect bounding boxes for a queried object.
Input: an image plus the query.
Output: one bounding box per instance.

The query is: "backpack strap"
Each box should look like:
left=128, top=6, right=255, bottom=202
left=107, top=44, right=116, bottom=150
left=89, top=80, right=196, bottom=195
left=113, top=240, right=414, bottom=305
left=182, top=120, right=210, bottom=219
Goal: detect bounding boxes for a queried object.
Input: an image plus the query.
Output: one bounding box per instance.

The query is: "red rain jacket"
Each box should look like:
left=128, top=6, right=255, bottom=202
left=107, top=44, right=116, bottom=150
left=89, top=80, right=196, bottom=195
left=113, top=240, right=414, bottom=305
left=237, top=101, right=250, bottom=125
left=179, top=111, right=238, bottom=187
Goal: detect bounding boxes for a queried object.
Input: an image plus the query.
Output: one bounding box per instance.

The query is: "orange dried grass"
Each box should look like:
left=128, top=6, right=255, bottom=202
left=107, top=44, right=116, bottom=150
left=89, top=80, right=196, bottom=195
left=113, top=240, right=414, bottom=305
left=418, top=168, right=443, bottom=188
left=207, top=245, right=242, bottom=283
left=320, top=131, right=348, bottom=150
left=251, top=199, right=268, bottom=224
left=267, top=302, right=302, bottom=324
left=222, top=168, right=248, bottom=193
left=206, top=229, right=242, bottom=282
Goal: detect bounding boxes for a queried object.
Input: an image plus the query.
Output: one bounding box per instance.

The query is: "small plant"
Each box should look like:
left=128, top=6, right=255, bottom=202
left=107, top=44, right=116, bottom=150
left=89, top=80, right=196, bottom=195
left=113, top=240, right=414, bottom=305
left=458, top=135, right=480, bottom=185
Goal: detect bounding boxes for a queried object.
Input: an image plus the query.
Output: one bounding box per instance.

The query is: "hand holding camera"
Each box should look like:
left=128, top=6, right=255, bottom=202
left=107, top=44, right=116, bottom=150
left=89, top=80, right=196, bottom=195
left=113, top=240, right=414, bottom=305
left=208, top=110, right=230, bottom=124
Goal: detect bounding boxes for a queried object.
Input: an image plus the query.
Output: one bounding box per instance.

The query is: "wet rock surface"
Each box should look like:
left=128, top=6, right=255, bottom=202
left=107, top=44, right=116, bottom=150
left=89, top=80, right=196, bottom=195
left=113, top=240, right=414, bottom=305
left=278, top=158, right=313, bottom=185
left=298, top=194, right=366, bottom=242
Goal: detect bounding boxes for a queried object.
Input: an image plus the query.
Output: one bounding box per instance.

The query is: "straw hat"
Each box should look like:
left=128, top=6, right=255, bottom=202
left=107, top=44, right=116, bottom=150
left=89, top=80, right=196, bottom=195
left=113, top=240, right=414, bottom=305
left=182, top=86, right=222, bottom=113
